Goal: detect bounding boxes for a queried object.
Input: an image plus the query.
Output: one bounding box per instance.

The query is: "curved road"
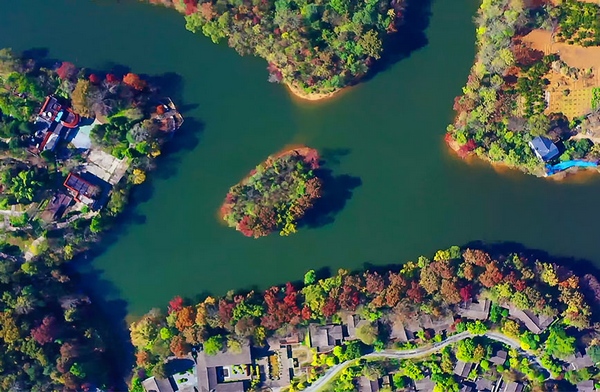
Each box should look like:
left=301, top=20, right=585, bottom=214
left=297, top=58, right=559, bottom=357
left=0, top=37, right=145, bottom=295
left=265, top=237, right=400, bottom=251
left=304, top=331, right=552, bottom=392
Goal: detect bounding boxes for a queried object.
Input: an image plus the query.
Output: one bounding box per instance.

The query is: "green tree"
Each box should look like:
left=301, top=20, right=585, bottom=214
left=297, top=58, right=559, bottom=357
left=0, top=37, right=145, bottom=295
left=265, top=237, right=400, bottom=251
left=304, top=269, right=316, bottom=285
left=204, top=335, right=223, bottom=355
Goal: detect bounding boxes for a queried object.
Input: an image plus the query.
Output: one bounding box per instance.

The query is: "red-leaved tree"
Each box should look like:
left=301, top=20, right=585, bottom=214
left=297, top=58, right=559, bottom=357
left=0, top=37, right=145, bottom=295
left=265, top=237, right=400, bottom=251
left=56, top=62, right=77, bottom=80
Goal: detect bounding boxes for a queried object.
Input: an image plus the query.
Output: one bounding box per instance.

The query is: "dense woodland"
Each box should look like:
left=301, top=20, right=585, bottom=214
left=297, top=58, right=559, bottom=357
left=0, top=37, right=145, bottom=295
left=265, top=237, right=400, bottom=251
left=220, top=147, right=322, bottom=237
left=143, top=0, right=405, bottom=96
left=447, top=0, right=600, bottom=174
left=0, top=252, right=117, bottom=391
left=130, top=245, right=600, bottom=390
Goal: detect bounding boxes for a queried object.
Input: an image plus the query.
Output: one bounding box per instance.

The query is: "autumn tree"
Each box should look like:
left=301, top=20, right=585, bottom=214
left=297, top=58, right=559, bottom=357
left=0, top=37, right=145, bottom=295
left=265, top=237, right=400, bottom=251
left=31, top=315, right=58, bottom=345
left=175, top=306, right=195, bottom=332
left=123, top=73, right=147, bottom=91
left=71, top=79, right=93, bottom=117
left=56, top=62, right=77, bottom=80
left=170, top=335, right=190, bottom=357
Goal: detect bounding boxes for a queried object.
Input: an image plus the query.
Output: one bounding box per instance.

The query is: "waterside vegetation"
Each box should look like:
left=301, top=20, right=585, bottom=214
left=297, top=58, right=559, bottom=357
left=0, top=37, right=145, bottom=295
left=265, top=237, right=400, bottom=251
left=129, top=245, right=600, bottom=391
left=447, top=0, right=600, bottom=177
left=142, top=0, right=406, bottom=99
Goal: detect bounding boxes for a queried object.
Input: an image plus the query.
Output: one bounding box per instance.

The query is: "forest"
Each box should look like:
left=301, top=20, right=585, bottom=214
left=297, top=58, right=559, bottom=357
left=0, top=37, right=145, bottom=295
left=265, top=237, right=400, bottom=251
left=0, top=251, right=118, bottom=391
left=446, top=0, right=600, bottom=175
left=220, top=147, right=322, bottom=237
left=129, top=245, right=600, bottom=390
left=143, top=0, right=405, bottom=97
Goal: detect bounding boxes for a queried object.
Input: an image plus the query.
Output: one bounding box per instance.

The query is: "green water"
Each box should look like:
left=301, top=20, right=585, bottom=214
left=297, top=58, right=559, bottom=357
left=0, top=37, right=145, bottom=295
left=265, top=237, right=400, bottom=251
left=3, top=0, right=600, bottom=315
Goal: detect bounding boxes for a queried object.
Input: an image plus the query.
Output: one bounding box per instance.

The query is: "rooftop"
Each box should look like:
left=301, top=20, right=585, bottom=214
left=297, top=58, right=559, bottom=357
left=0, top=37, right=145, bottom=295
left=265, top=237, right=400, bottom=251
left=453, top=360, right=474, bottom=378
left=309, top=324, right=343, bottom=352
left=457, top=299, right=490, bottom=320
left=529, top=136, right=559, bottom=161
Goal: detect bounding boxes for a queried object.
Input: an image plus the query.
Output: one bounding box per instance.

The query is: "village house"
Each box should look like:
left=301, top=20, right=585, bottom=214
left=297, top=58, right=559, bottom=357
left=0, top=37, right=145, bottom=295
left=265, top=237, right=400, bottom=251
left=413, top=375, right=435, bottom=392
left=389, top=319, right=409, bottom=343
left=357, top=375, right=380, bottom=392
left=529, top=136, right=559, bottom=161
left=63, top=172, right=104, bottom=210
left=308, top=324, right=343, bottom=352
left=256, top=338, right=294, bottom=389
left=41, top=193, right=72, bottom=222
left=142, top=362, right=196, bottom=392
left=565, top=351, right=594, bottom=371
left=504, top=304, right=554, bottom=334
left=420, top=313, right=455, bottom=335
left=345, top=314, right=377, bottom=341
left=498, top=380, right=524, bottom=392
left=457, top=298, right=491, bottom=320
left=475, top=377, right=496, bottom=392
left=196, top=342, right=253, bottom=392
left=453, top=360, right=474, bottom=379
left=576, top=380, right=595, bottom=392
left=34, top=95, right=80, bottom=152
left=580, top=111, right=600, bottom=138
left=489, top=349, right=508, bottom=366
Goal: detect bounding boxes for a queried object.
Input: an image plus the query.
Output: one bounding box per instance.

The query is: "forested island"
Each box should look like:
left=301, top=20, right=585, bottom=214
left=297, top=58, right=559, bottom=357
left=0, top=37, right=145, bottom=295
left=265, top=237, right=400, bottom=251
left=220, top=147, right=322, bottom=237
left=0, top=48, right=182, bottom=264
left=142, top=0, right=406, bottom=99
left=130, top=246, right=600, bottom=391
left=447, top=0, right=600, bottom=177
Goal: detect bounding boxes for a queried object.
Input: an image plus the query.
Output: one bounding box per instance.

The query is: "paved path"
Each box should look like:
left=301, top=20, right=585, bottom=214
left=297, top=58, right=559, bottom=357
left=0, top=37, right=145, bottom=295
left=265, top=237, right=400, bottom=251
left=304, top=331, right=552, bottom=392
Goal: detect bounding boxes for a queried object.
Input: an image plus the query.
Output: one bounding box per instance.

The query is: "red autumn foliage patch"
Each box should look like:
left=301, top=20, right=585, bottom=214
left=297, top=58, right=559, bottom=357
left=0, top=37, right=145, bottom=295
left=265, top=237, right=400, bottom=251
left=56, top=62, right=77, bottom=80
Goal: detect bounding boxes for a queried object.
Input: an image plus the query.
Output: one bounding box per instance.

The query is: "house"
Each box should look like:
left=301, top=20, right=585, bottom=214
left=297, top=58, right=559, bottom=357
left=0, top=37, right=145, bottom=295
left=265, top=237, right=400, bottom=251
left=357, top=376, right=380, bottom=392
left=196, top=343, right=253, bottom=392
left=35, top=95, right=80, bottom=152
left=41, top=193, right=72, bottom=222
left=505, top=304, right=553, bottom=334
left=529, top=136, right=559, bottom=161
left=414, top=376, right=435, bottom=392
left=345, top=314, right=376, bottom=341
left=457, top=299, right=490, bottom=320
left=565, top=351, right=594, bottom=371
left=576, top=380, right=595, bottom=392
left=142, top=365, right=196, bottom=392
left=420, top=314, right=454, bottom=334
left=389, top=320, right=409, bottom=343
left=499, top=380, right=524, bottom=392
left=63, top=172, right=102, bottom=209
left=308, top=324, right=343, bottom=352
left=453, top=361, right=474, bottom=379
left=581, top=111, right=600, bottom=138
left=142, top=376, right=175, bottom=392
left=459, top=384, right=474, bottom=392
left=489, top=350, right=508, bottom=366
left=475, top=377, right=495, bottom=392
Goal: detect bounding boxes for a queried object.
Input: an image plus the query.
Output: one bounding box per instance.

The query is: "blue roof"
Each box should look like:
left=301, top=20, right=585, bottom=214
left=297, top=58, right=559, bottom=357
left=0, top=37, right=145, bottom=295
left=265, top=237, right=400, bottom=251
left=530, top=136, right=559, bottom=161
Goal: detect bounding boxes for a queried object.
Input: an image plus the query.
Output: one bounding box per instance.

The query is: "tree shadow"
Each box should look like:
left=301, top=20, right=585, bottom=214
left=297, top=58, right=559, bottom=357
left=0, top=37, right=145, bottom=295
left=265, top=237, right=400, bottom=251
left=64, top=259, right=132, bottom=390
left=300, top=154, right=362, bottom=229
left=361, top=0, right=433, bottom=83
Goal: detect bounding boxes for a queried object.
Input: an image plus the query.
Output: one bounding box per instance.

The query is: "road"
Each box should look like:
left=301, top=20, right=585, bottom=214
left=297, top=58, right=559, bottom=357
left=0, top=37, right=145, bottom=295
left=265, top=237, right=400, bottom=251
left=304, top=331, right=552, bottom=392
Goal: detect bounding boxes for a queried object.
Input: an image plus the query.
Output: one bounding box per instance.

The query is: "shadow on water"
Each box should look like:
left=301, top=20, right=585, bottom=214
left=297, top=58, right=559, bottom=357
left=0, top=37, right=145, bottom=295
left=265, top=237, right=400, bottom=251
left=300, top=151, right=362, bottom=229
left=363, top=0, right=432, bottom=82
left=63, top=259, right=132, bottom=390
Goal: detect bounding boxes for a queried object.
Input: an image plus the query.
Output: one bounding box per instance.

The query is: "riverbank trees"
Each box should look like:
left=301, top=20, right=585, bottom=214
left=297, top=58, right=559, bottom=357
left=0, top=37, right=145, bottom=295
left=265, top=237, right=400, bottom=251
left=142, top=0, right=405, bottom=97
left=446, top=0, right=600, bottom=175
left=220, top=147, right=322, bottom=237
left=129, top=246, right=600, bottom=390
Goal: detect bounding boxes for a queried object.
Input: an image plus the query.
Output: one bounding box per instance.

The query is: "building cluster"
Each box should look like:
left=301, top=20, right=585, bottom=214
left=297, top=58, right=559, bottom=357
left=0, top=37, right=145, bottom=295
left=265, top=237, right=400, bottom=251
left=142, top=297, right=597, bottom=392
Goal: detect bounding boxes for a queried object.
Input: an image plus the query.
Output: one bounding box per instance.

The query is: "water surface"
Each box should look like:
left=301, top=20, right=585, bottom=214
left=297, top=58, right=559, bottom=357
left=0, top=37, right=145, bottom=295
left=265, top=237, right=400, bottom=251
left=2, top=0, right=599, bottom=315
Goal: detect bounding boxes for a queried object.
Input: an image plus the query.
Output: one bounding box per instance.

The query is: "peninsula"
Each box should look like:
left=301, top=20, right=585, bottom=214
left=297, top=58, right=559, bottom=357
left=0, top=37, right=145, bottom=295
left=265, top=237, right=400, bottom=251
left=447, top=0, right=600, bottom=178
left=142, top=0, right=406, bottom=100
left=221, top=147, right=322, bottom=237
left=0, top=48, right=183, bottom=262
left=130, top=246, right=600, bottom=392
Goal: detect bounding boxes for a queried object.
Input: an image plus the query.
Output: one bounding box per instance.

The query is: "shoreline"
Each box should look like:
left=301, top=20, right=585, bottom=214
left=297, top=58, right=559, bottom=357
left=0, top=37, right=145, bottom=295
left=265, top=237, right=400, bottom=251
left=445, top=137, right=600, bottom=182
left=286, top=83, right=343, bottom=102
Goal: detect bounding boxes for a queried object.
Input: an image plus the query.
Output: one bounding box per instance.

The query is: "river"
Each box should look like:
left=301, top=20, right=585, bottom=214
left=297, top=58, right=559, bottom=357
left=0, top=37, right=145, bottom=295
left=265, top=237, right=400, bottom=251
left=2, top=0, right=600, bottom=316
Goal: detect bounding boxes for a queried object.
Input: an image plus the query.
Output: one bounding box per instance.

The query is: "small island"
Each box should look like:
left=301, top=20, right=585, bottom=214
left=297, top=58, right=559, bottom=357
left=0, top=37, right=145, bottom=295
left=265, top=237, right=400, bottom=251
left=447, top=0, right=600, bottom=178
left=130, top=246, right=600, bottom=392
left=142, top=0, right=406, bottom=100
left=221, top=147, right=322, bottom=237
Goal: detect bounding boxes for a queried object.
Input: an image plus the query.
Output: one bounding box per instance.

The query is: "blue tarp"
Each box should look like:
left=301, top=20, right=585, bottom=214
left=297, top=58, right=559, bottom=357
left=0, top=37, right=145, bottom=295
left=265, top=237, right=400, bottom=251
left=546, top=160, right=598, bottom=175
